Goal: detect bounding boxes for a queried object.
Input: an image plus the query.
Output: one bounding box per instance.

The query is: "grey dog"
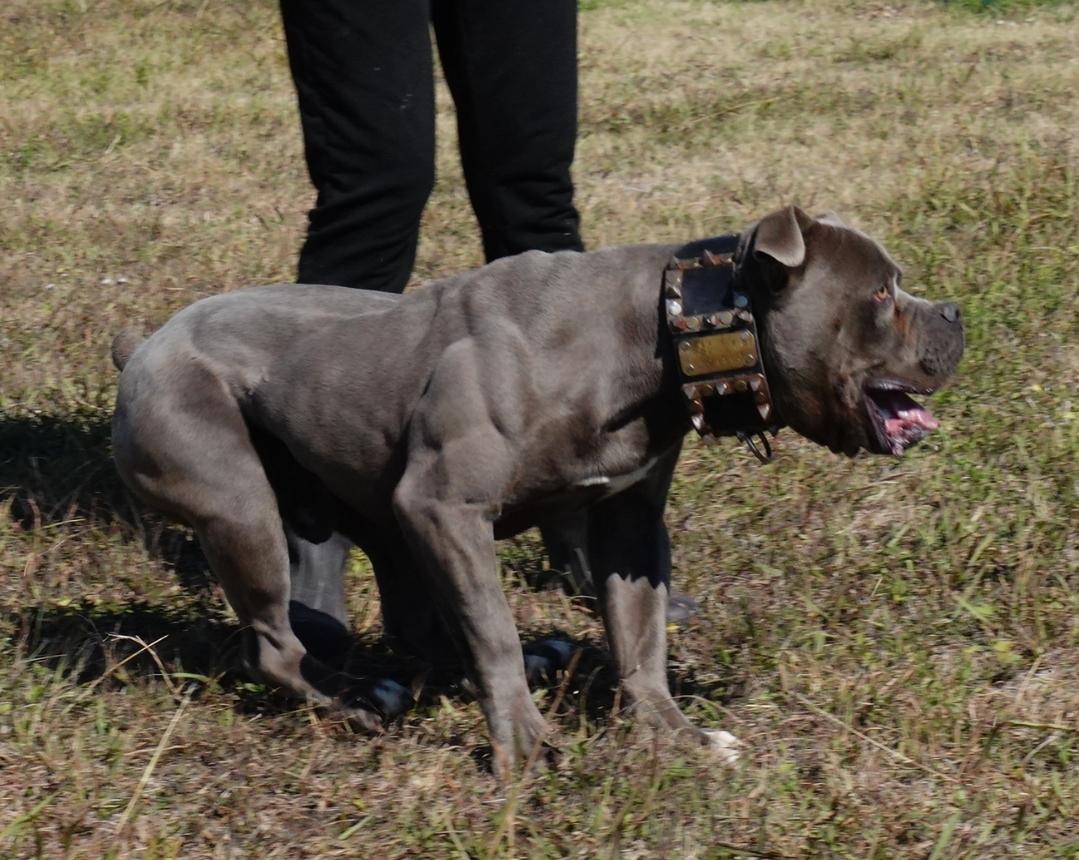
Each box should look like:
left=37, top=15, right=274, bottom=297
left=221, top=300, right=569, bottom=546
left=110, top=206, right=963, bottom=777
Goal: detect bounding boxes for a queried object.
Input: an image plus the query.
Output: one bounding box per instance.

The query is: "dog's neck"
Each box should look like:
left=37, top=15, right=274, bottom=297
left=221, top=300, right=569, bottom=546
left=661, top=235, right=781, bottom=462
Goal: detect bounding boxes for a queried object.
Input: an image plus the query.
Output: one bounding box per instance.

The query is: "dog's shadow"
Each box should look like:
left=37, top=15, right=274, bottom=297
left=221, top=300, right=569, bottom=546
left=11, top=598, right=245, bottom=689
left=3, top=410, right=132, bottom=530
left=7, top=593, right=596, bottom=725
left=0, top=409, right=215, bottom=590
left=2, top=411, right=735, bottom=738
left=8, top=597, right=430, bottom=719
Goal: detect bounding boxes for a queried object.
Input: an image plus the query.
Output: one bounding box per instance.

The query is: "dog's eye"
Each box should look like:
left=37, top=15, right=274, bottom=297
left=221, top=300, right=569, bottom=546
left=873, top=285, right=891, bottom=304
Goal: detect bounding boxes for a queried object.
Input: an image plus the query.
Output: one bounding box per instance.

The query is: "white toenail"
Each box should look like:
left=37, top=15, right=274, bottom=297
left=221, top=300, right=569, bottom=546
left=704, top=729, right=743, bottom=765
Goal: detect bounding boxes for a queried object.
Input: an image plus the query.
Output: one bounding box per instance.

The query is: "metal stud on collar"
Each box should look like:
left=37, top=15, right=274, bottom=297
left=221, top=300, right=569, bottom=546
left=664, top=237, right=780, bottom=461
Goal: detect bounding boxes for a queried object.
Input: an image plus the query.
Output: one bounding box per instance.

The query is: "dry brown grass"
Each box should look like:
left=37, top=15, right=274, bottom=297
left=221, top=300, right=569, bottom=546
left=1, top=0, right=1077, bottom=857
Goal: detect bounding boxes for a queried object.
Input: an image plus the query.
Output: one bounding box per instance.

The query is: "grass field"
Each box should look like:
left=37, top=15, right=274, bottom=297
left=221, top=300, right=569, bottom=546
left=1, top=0, right=1077, bottom=856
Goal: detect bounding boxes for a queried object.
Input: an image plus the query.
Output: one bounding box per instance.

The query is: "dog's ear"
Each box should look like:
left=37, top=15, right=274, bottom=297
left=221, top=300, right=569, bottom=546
left=753, top=205, right=811, bottom=269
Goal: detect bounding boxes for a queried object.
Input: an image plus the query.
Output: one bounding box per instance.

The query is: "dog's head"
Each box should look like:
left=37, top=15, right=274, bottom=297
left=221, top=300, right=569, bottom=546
left=741, top=206, right=964, bottom=457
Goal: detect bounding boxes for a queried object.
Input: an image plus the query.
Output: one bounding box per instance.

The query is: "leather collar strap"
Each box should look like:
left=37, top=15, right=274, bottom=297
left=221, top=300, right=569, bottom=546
left=664, top=235, right=779, bottom=462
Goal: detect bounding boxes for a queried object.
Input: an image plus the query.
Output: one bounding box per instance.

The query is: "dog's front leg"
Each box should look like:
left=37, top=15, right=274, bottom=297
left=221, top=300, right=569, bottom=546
left=394, top=476, right=550, bottom=778
left=391, top=342, right=550, bottom=779
left=589, top=452, right=741, bottom=763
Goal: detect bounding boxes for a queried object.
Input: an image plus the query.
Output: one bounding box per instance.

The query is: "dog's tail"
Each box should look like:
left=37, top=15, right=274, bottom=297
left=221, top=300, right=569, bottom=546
left=111, top=328, right=147, bottom=371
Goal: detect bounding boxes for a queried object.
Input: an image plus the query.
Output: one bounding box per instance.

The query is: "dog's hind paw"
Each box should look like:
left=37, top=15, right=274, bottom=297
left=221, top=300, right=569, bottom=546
left=703, top=729, right=743, bottom=765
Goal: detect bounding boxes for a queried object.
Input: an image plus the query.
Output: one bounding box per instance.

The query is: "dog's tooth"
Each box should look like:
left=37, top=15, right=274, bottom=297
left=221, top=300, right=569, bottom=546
left=749, top=376, right=762, bottom=392
left=757, top=403, right=771, bottom=421
left=666, top=299, right=683, bottom=316
left=691, top=414, right=706, bottom=432
left=716, top=381, right=729, bottom=395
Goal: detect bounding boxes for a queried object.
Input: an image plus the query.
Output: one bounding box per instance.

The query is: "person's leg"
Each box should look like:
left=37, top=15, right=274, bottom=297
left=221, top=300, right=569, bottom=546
left=431, top=0, right=583, bottom=262
left=279, top=1, right=435, bottom=641
left=281, top=0, right=436, bottom=291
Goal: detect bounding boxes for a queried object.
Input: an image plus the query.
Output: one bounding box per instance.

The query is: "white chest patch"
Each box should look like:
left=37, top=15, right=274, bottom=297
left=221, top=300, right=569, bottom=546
left=574, top=455, right=661, bottom=497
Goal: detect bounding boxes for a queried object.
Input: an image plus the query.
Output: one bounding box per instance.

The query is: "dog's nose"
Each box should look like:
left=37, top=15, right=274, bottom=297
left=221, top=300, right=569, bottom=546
left=939, top=302, right=961, bottom=324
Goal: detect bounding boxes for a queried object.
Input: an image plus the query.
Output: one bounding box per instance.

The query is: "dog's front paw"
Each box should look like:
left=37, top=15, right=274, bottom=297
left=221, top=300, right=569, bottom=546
left=703, top=729, right=744, bottom=765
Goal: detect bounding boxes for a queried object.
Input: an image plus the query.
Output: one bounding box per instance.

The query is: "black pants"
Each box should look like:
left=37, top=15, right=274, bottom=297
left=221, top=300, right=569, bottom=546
left=281, top=0, right=584, bottom=292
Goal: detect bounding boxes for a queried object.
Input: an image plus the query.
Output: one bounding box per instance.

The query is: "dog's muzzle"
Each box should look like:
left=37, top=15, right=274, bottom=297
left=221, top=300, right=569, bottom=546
left=664, top=237, right=780, bottom=463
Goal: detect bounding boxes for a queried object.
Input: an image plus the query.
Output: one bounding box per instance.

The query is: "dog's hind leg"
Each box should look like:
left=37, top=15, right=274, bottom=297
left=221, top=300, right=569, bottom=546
left=191, top=512, right=406, bottom=727
left=114, top=383, right=401, bottom=728
left=246, top=422, right=356, bottom=659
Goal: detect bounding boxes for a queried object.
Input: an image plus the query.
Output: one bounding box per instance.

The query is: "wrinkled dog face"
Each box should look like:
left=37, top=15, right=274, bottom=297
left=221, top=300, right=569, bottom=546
left=747, top=207, right=965, bottom=457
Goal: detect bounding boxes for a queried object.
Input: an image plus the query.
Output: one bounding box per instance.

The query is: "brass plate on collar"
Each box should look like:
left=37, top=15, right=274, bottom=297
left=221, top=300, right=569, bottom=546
left=677, top=329, right=757, bottom=377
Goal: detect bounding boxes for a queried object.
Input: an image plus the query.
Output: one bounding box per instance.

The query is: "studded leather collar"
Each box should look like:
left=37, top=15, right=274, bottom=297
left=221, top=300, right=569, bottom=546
left=663, top=235, right=780, bottom=462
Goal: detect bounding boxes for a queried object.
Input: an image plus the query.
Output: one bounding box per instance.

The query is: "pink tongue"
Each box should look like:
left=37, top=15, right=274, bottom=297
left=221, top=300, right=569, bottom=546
left=885, top=408, right=939, bottom=436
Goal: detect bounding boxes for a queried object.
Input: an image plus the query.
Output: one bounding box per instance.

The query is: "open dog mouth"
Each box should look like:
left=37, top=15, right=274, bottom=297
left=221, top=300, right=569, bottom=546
left=863, top=381, right=940, bottom=456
